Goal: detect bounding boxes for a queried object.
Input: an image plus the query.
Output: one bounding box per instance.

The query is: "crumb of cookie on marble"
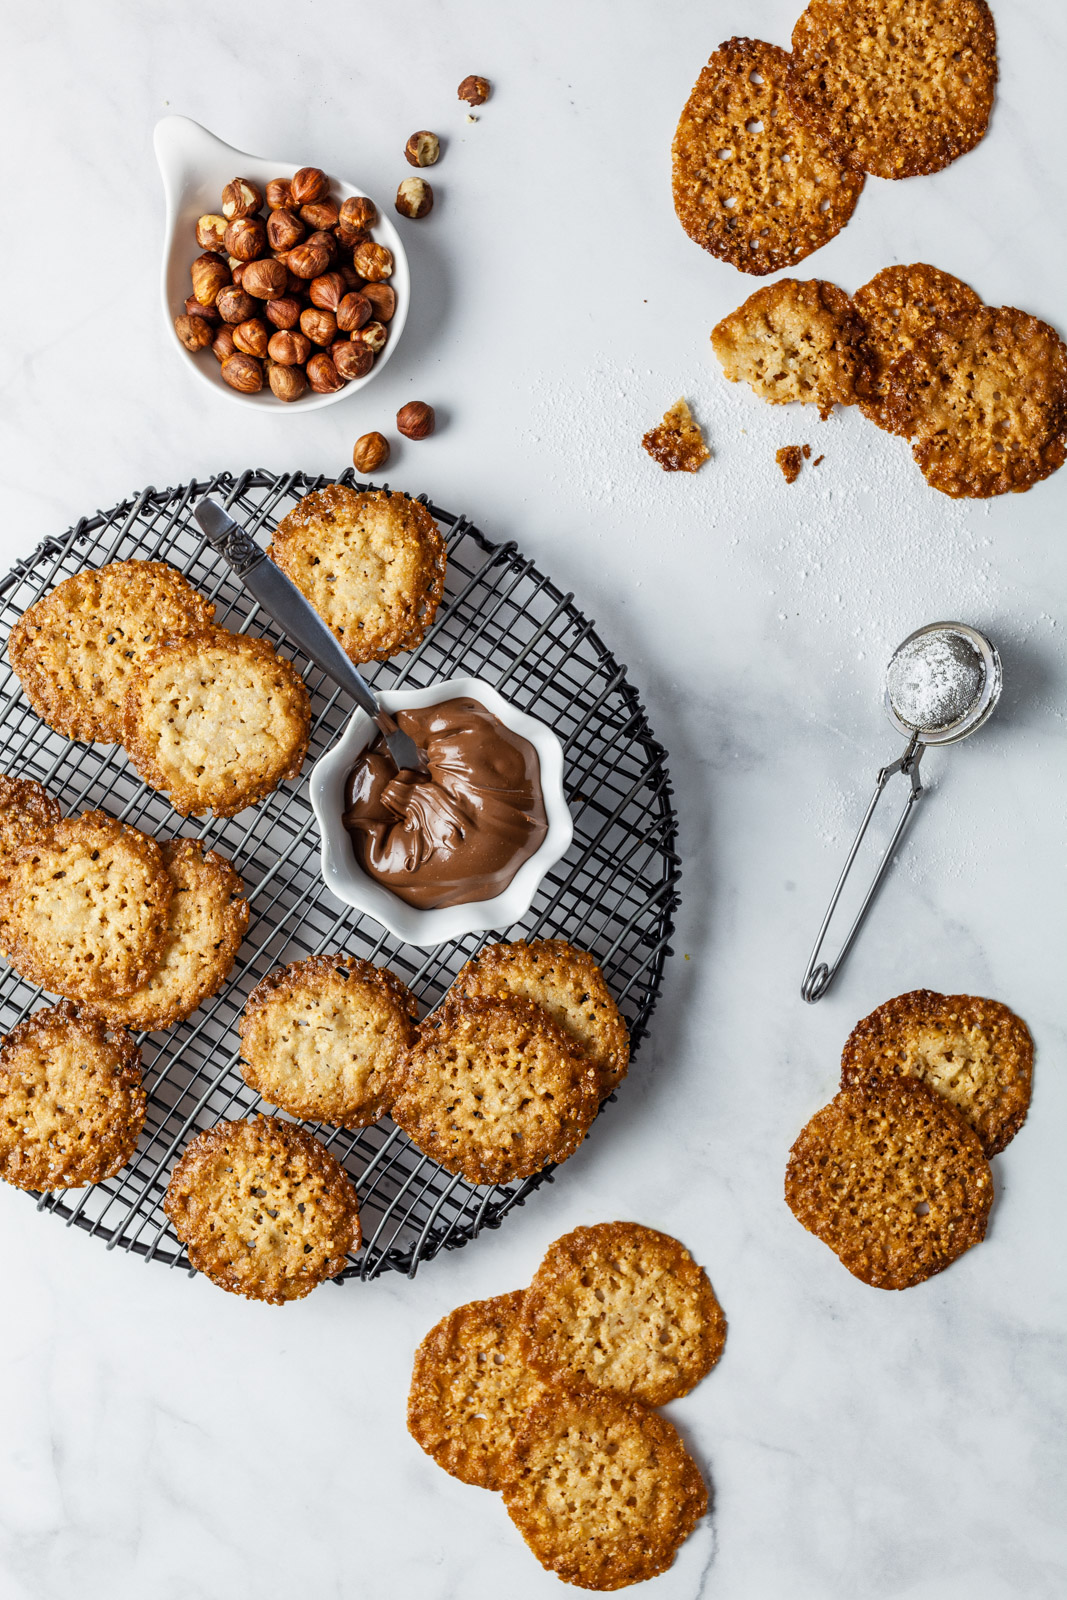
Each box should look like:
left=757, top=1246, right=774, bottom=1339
left=776, top=446, right=804, bottom=484
left=803, top=444, right=811, bottom=459
left=642, top=398, right=711, bottom=473
left=813, top=454, right=825, bottom=466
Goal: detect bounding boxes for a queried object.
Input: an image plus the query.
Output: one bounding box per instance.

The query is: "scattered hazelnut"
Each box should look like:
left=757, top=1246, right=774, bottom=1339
left=309, top=271, right=348, bottom=313
left=336, top=291, right=372, bottom=332
left=397, top=401, right=435, bottom=439
left=300, top=200, right=340, bottom=232
left=232, top=317, right=270, bottom=358
left=354, top=319, right=388, bottom=354
left=225, top=216, right=267, bottom=262
left=300, top=306, right=338, bottom=346
left=269, top=362, right=307, bottom=402
left=241, top=257, right=289, bottom=299
left=362, top=282, right=396, bottom=322
left=353, top=240, right=393, bottom=281
left=212, top=326, right=236, bottom=363
left=288, top=240, right=331, bottom=280
left=395, top=176, right=433, bottom=219
left=266, top=178, right=294, bottom=209
left=174, top=313, right=213, bottom=352
left=267, top=328, right=312, bottom=365
left=332, top=340, right=374, bottom=380
left=185, top=293, right=221, bottom=325
left=221, top=353, right=263, bottom=393
left=339, top=195, right=378, bottom=232
left=265, top=295, right=303, bottom=329
left=457, top=74, right=491, bottom=106
left=352, top=431, right=391, bottom=473
left=221, top=177, right=264, bottom=221
left=195, top=213, right=229, bottom=252
left=291, top=166, right=329, bottom=205
left=306, top=352, right=345, bottom=393
left=190, top=252, right=230, bottom=307
left=404, top=130, right=440, bottom=168
left=267, top=208, right=305, bottom=252
left=215, top=285, right=257, bottom=324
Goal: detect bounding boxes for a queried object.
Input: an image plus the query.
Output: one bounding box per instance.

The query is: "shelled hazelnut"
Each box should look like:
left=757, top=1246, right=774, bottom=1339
left=395, top=177, right=433, bottom=219
left=404, top=131, right=440, bottom=168
left=353, top=432, right=390, bottom=472
left=397, top=401, right=435, bottom=439
left=174, top=165, right=399, bottom=401
left=458, top=74, right=491, bottom=106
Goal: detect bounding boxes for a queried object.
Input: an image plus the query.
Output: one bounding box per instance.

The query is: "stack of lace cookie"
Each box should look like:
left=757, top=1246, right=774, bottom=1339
left=408, top=1222, right=727, bottom=1590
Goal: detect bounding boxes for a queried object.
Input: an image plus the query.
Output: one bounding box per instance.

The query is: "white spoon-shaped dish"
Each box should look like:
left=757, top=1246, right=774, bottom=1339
left=309, top=676, right=574, bottom=948
left=154, top=114, right=410, bottom=411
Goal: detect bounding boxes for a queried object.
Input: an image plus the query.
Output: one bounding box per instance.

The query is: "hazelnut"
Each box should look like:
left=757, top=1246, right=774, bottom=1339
left=339, top=195, right=378, bottom=232
left=332, top=340, right=373, bottom=380
left=242, top=257, right=289, bottom=299
left=267, top=208, right=305, bottom=252
left=336, top=291, right=372, bottom=332
left=354, top=319, right=388, bottom=354
left=269, top=362, right=307, bottom=402
left=352, top=431, right=391, bottom=473
left=232, top=317, right=270, bottom=358
left=267, top=328, right=312, bottom=365
left=185, top=292, right=221, bottom=324
left=224, top=216, right=267, bottom=262
left=362, top=282, right=396, bottom=322
left=397, top=401, right=435, bottom=439
left=265, top=295, right=303, bottom=329
left=212, top=326, right=237, bottom=363
left=190, top=251, right=230, bottom=307
left=306, top=352, right=345, bottom=393
left=336, top=223, right=370, bottom=250
left=221, top=177, right=264, bottom=220
left=309, top=271, right=347, bottom=312
left=227, top=255, right=244, bottom=272
left=457, top=74, right=491, bottom=106
left=338, top=264, right=363, bottom=292
left=395, top=176, right=433, bottom=219
left=288, top=240, right=331, bottom=280
left=353, top=240, right=393, bottom=281
left=221, top=353, right=263, bottom=393
left=231, top=262, right=246, bottom=286
left=300, top=200, right=340, bottom=231
left=307, top=229, right=339, bottom=266
left=404, top=130, right=440, bottom=168
left=266, top=178, right=294, bottom=210
left=215, top=285, right=257, bottom=324
left=291, top=166, right=329, bottom=205
left=174, top=313, right=213, bottom=352
left=195, top=213, right=229, bottom=251
left=300, top=306, right=338, bottom=346
left=286, top=268, right=308, bottom=296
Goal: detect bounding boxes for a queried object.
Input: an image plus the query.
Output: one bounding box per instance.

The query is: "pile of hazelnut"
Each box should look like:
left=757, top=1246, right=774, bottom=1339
left=174, top=168, right=397, bottom=402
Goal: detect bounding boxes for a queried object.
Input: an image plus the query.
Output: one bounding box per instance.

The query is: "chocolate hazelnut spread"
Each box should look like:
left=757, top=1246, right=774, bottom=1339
left=342, top=697, right=549, bottom=909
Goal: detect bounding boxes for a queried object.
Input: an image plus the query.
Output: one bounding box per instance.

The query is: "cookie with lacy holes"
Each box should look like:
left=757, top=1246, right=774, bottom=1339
left=0, top=773, right=61, bottom=855
left=712, top=278, right=872, bottom=419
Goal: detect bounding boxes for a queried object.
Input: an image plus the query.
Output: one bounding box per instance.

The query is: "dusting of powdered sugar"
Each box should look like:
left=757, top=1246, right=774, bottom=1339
left=886, top=630, right=985, bottom=732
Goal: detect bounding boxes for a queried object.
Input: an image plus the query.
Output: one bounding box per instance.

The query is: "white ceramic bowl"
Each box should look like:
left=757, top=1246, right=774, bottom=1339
left=309, top=677, right=574, bottom=947
left=153, top=115, right=410, bottom=411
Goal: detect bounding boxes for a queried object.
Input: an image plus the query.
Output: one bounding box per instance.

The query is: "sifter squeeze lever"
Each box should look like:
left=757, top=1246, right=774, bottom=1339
left=800, top=622, right=1002, bottom=1004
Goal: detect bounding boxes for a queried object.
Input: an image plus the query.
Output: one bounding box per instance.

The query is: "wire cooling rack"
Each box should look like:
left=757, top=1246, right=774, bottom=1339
left=0, top=469, right=680, bottom=1282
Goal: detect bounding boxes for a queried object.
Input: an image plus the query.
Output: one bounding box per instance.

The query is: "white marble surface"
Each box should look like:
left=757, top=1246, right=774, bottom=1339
left=2, top=1, right=1066, bottom=1596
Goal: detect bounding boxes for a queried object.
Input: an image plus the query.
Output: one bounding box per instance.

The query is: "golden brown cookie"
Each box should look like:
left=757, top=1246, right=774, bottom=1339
left=92, top=839, right=248, bottom=1032
left=408, top=1290, right=548, bottom=1490
left=785, top=1076, right=993, bottom=1290
left=391, top=996, right=601, bottom=1186
left=0, top=1002, right=144, bottom=1189
left=450, top=940, right=629, bottom=1098
left=840, top=990, right=1033, bottom=1158
left=121, top=626, right=311, bottom=817
left=269, top=486, right=447, bottom=663
left=238, top=953, right=418, bottom=1129
left=711, top=279, right=871, bottom=419
left=0, top=774, right=61, bottom=855
left=854, top=263, right=983, bottom=433
left=0, top=812, right=172, bottom=1002
left=641, top=399, right=711, bottom=472
left=672, top=37, right=863, bottom=277
left=521, top=1222, right=726, bottom=1407
left=502, top=1391, right=707, bottom=1591
left=8, top=561, right=216, bottom=743
left=882, top=304, right=1067, bottom=498
left=788, top=0, right=998, bottom=181
left=163, top=1115, right=361, bottom=1304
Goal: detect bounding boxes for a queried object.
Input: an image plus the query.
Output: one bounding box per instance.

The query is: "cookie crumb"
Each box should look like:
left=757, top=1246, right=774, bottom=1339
left=776, top=445, right=804, bottom=483
left=813, top=454, right=825, bottom=466
left=802, top=443, right=811, bottom=458
left=642, top=398, right=711, bottom=472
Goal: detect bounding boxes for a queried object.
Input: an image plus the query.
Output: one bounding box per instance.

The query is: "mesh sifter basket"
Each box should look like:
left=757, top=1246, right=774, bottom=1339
left=0, top=469, right=681, bottom=1281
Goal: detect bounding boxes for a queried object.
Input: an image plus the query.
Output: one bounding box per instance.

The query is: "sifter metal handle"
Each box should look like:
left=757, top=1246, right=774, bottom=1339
left=800, top=731, right=926, bottom=1003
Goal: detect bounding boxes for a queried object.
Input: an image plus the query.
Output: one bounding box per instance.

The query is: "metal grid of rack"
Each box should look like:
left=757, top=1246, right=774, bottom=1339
left=0, top=469, right=681, bottom=1281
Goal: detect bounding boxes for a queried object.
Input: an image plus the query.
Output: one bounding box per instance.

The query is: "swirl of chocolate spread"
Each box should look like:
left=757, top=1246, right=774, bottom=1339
left=342, top=697, right=549, bottom=909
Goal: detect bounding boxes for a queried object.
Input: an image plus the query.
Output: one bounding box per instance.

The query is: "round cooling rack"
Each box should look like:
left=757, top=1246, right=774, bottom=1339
left=0, top=470, right=681, bottom=1282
